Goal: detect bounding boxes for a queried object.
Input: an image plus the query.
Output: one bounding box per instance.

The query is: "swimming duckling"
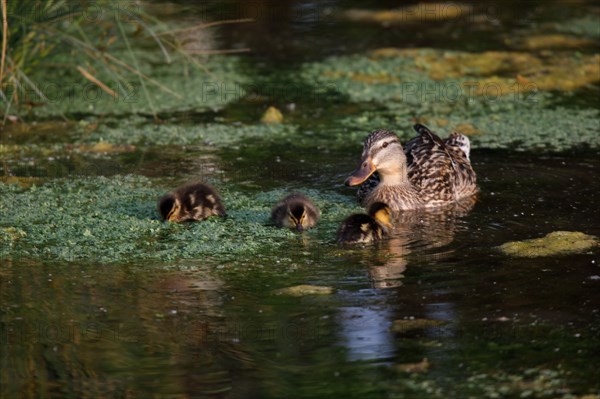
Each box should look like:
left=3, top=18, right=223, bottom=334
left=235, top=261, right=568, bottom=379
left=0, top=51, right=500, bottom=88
left=158, top=182, right=226, bottom=222
left=271, top=193, right=320, bottom=232
left=337, top=202, right=392, bottom=243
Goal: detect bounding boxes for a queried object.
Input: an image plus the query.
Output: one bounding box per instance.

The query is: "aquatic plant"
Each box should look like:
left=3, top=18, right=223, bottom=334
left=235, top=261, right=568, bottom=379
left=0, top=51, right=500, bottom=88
left=0, top=0, right=248, bottom=122
left=0, top=175, right=361, bottom=264
left=498, top=231, right=598, bottom=258
left=301, top=47, right=600, bottom=152
left=553, top=16, right=600, bottom=39
left=78, top=118, right=297, bottom=146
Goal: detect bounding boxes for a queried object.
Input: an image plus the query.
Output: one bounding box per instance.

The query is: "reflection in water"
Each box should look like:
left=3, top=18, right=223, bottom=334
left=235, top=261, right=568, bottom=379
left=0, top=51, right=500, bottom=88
left=0, top=262, right=256, bottom=398
left=424, top=301, right=456, bottom=340
left=339, top=197, right=475, bottom=362
left=368, top=196, right=476, bottom=288
left=338, top=306, right=394, bottom=362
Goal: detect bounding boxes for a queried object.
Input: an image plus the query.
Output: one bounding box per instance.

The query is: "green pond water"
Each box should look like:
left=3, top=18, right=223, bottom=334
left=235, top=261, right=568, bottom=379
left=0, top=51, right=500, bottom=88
left=1, top=1, right=600, bottom=398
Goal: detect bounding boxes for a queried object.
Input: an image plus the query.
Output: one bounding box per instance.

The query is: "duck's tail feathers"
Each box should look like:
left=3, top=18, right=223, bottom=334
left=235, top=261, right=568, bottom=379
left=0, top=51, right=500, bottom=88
left=413, top=124, right=445, bottom=147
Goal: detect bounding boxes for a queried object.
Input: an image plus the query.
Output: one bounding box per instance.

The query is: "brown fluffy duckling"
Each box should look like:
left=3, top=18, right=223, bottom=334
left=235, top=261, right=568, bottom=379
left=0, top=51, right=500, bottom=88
left=158, top=182, right=226, bottom=222
left=271, top=193, right=320, bottom=232
left=336, top=202, right=392, bottom=243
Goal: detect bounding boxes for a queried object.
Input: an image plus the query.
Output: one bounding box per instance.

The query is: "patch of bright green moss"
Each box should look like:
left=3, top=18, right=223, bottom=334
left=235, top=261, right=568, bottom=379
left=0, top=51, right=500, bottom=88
left=465, top=368, right=577, bottom=398
left=302, top=49, right=599, bottom=107
left=0, top=176, right=361, bottom=263
left=335, top=105, right=600, bottom=151
left=499, top=231, right=598, bottom=258
left=76, top=117, right=298, bottom=146
left=423, top=107, right=600, bottom=151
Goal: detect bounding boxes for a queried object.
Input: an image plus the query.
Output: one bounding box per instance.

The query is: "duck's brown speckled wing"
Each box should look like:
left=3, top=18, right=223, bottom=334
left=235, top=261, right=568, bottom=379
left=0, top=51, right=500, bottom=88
left=404, top=124, right=455, bottom=206
left=357, top=129, right=455, bottom=206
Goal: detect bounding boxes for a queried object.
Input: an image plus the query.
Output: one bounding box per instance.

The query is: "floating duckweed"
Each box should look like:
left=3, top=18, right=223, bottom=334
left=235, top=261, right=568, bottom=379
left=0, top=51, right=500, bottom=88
left=303, top=48, right=600, bottom=105
left=0, top=176, right=361, bottom=264
left=370, top=49, right=543, bottom=79
left=0, top=176, right=41, bottom=188
left=466, top=368, right=576, bottom=399
left=0, top=227, right=27, bottom=246
left=275, top=284, right=334, bottom=296
left=499, top=231, right=598, bottom=258
left=552, top=16, right=600, bottom=39
left=424, top=107, right=600, bottom=151
left=78, top=118, right=298, bottom=146
left=338, top=105, right=600, bottom=152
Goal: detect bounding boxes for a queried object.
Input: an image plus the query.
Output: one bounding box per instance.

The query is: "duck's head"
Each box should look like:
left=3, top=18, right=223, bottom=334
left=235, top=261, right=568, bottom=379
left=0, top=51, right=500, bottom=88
left=369, top=202, right=392, bottom=230
left=288, top=203, right=309, bottom=232
left=158, top=194, right=181, bottom=222
left=345, top=130, right=406, bottom=186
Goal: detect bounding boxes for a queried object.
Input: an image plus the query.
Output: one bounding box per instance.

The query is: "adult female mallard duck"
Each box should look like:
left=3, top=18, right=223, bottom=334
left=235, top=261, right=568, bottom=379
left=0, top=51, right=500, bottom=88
left=271, top=193, right=320, bottom=232
left=158, top=182, right=226, bottom=222
left=337, top=202, right=392, bottom=243
left=345, top=124, right=476, bottom=211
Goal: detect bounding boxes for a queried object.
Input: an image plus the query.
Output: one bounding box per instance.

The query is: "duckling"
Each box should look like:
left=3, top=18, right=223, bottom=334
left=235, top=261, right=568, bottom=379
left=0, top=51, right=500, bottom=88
left=271, top=193, right=320, bottom=232
left=337, top=202, right=392, bottom=243
left=347, top=124, right=477, bottom=211
left=158, top=182, right=226, bottom=222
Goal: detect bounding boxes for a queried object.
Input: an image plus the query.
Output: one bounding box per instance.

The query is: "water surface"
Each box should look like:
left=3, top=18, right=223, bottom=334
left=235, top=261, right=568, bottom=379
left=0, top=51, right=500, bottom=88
left=1, top=1, right=599, bottom=398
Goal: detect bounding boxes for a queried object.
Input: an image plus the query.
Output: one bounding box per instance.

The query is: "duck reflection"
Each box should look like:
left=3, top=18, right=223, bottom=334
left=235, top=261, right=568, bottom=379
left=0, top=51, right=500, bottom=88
left=337, top=197, right=475, bottom=362
left=366, top=196, right=476, bottom=288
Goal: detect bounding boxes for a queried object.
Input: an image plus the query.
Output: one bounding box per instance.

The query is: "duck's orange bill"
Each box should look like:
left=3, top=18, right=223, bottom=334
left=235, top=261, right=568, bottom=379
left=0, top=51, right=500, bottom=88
left=345, top=158, right=376, bottom=186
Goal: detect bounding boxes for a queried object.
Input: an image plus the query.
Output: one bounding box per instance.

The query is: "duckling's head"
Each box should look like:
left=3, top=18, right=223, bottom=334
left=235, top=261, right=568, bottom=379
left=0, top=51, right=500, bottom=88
left=345, top=130, right=407, bottom=186
left=369, top=202, right=392, bottom=230
left=158, top=194, right=180, bottom=222
left=288, top=203, right=308, bottom=232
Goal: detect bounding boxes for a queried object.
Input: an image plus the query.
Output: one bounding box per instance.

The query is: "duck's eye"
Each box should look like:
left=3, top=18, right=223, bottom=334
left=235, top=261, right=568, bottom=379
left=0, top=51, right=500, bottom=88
left=382, top=142, right=389, bottom=148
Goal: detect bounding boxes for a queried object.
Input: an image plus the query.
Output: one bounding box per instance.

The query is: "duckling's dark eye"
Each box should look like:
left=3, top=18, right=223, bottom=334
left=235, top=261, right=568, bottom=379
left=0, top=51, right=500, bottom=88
left=382, top=142, right=389, bottom=148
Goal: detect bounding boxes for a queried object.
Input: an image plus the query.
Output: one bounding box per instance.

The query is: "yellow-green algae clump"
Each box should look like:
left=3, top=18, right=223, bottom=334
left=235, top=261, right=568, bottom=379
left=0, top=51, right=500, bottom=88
left=499, top=231, right=598, bottom=258
left=275, top=285, right=334, bottom=296
left=260, top=106, right=284, bottom=124
left=516, top=34, right=596, bottom=50
left=343, top=3, right=472, bottom=25
left=0, top=227, right=27, bottom=245
left=368, top=48, right=600, bottom=94
left=305, top=47, right=600, bottom=105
